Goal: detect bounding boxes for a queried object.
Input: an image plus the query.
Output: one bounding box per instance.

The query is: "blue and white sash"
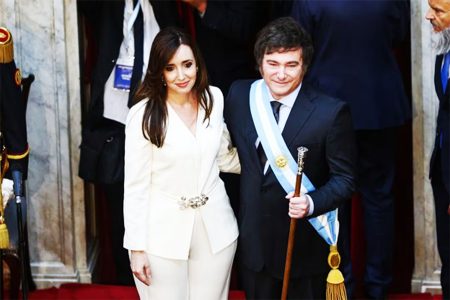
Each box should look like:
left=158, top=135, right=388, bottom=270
left=249, top=79, right=339, bottom=246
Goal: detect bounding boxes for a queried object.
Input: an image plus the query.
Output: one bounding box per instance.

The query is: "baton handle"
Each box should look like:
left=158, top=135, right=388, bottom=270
left=281, top=146, right=307, bottom=300
left=281, top=173, right=302, bottom=300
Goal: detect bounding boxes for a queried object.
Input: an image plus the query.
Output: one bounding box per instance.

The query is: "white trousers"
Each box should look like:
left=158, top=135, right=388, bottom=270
left=134, top=211, right=237, bottom=300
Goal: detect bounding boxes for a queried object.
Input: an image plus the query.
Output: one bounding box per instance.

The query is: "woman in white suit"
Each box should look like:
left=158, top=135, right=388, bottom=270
left=123, top=27, right=240, bottom=300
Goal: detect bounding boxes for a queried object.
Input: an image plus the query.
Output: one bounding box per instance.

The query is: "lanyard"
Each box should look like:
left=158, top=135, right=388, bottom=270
left=123, top=0, right=141, bottom=57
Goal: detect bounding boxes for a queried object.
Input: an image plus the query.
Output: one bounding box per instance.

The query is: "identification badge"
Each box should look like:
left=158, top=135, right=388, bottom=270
left=114, top=63, right=133, bottom=91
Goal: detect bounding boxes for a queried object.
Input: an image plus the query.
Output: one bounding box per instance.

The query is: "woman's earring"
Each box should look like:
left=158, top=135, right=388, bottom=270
left=196, top=67, right=199, bottom=73
left=161, top=77, right=166, bottom=86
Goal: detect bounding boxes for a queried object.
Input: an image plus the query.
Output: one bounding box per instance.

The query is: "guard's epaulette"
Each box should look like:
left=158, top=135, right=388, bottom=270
left=0, top=27, right=14, bottom=64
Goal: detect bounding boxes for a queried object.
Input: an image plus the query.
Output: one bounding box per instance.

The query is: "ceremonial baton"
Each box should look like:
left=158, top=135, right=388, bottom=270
left=281, top=146, right=308, bottom=300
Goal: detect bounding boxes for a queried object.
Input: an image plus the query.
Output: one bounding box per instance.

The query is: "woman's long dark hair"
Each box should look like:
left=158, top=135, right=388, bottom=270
left=134, top=27, right=212, bottom=147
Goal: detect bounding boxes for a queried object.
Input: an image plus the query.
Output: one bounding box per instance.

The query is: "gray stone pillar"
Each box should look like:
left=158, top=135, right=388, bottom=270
left=0, top=0, right=90, bottom=287
left=411, top=0, right=442, bottom=294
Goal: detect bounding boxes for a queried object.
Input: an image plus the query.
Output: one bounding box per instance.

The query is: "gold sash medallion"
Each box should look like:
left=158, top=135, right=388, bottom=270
left=15, top=68, right=21, bottom=86
left=275, top=155, right=288, bottom=168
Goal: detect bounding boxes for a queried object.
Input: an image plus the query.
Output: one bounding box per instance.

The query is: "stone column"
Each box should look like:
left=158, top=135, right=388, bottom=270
left=0, top=0, right=90, bottom=287
left=411, top=0, right=442, bottom=294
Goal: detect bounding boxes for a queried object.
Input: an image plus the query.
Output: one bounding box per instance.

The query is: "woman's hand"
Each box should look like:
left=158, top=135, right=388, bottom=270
left=130, top=250, right=152, bottom=286
left=286, top=192, right=310, bottom=219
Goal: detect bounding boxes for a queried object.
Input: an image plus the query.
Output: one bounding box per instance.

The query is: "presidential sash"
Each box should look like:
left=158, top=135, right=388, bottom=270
left=249, top=79, right=339, bottom=248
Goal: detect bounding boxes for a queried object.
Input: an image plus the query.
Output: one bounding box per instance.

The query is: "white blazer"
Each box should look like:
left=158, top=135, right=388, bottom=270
left=123, top=86, right=240, bottom=259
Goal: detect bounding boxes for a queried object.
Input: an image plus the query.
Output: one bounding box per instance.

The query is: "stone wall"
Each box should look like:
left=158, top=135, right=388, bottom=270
left=0, top=0, right=90, bottom=287
left=411, top=1, right=443, bottom=294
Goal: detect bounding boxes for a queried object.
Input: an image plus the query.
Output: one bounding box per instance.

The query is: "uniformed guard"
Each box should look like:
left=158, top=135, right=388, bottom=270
left=0, top=26, right=29, bottom=178
left=0, top=26, right=31, bottom=300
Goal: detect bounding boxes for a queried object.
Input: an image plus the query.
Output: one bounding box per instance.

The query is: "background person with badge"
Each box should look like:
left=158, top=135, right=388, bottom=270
left=77, top=0, right=177, bottom=285
left=123, top=27, right=240, bottom=299
left=224, top=17, right=357, bottom=299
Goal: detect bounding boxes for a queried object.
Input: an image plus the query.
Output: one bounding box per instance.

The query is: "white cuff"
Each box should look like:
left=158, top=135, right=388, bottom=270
left=306, top=194, right=314, bottom=216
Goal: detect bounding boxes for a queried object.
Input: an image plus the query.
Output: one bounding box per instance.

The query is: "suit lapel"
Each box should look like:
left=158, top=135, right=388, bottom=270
left=246, top=84, right=316, bottom=175
left=436, top=54, right=445, bottom=99
left=282, top=85, right=316, bottom=146
left=435, top=54, right=450, bottom=102
left=245, top=118, right=264, bottom=173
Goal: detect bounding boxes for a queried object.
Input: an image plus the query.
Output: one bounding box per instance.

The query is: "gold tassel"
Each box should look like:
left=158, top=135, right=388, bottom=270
left=326, top=244, right=347, bottom=300
left=0, top=147, right=9, bottom=249
left=0, top=219, right=9, bottom=249
left=0, top=27, right=14, bottom=63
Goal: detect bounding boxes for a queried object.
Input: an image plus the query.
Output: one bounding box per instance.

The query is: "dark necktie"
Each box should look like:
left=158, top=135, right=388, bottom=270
left=257, top=101, right=283, bottom=168
left=442, top=52, right=450, bottom=92
left=128, top=3, right=144, bottom=107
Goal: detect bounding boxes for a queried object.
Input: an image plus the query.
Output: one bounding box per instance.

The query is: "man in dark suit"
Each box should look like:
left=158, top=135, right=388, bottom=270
left=224, top=17, right=356, bottom=299
left=291, top=2, right=411, bottom=298
left=425, top=2, right=450, bottom=299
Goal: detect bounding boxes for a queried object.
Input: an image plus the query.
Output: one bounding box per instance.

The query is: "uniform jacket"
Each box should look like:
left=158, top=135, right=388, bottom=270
left=0, top=28, right=29, bottom=178
left=432, top=54, right=450, bottom=194
left=123, top=86, right=240, bottom=259
left=224, top=80, right=356, bottom=279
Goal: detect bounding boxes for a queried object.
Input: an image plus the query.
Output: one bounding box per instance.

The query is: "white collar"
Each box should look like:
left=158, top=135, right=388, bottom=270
left=269, top=83, right=302, bottom=108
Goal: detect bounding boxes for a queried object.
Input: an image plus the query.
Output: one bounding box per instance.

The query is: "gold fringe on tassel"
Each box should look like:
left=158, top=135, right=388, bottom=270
left=0, top=221, right=9, bottom=249
left=0, top=146, right=10, bottom=249
left=326, top=244, right=347, bottom=300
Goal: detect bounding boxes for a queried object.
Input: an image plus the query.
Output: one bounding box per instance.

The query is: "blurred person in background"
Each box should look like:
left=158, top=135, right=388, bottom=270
left=425, top=1, right=450, bottom=298
left=292, top=2, right=410, bottom=298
